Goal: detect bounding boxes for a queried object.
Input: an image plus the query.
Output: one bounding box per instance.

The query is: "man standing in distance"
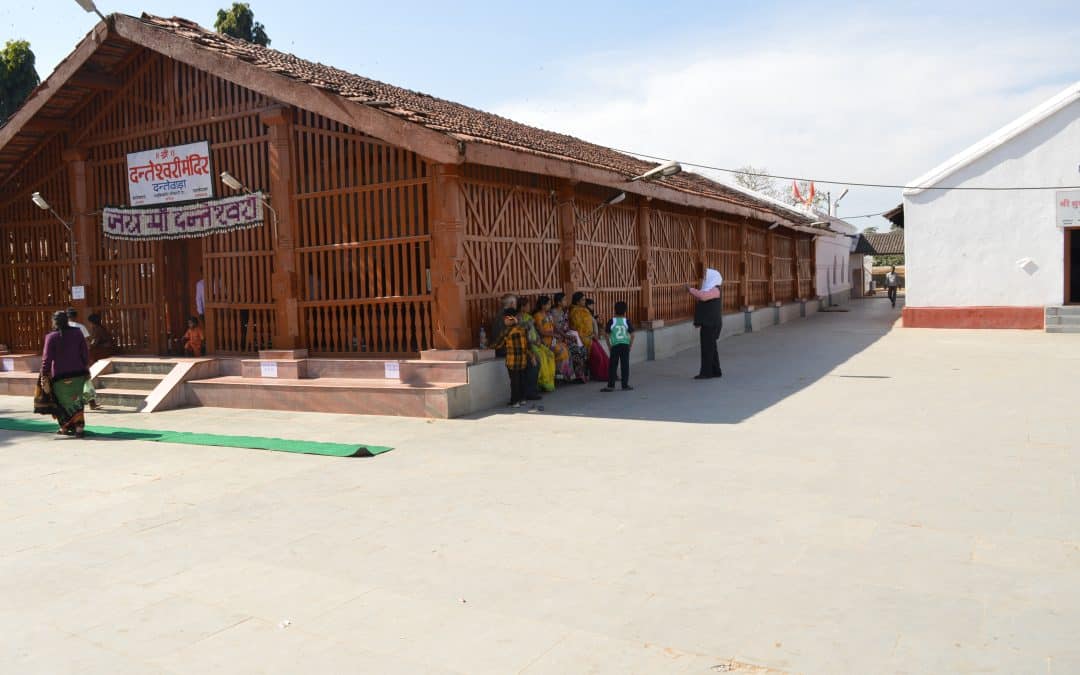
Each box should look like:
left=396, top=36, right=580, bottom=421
left=885, top=266, right=900, bottom=308
left=688, top=268, right=723, bottom=380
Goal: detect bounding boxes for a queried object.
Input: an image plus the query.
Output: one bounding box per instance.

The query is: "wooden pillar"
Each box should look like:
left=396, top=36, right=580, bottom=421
left=637, top=198, right=654, bottom=322
left=794, top=236, right=803, bottom=300
left=766, top=228, right=776, bottom=304
left=557, top=179, right=579, bottom=296
left=429, top=163, right=471, bottom=349
left=262, top=107, right=300, bottom=350
left=740, top=220, right=750, bottom=309
left=62, top=148, right=92, bottom=312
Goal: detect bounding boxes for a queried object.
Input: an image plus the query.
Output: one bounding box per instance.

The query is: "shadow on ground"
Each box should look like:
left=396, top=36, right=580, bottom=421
left=470, top=298, right=903, bottom=425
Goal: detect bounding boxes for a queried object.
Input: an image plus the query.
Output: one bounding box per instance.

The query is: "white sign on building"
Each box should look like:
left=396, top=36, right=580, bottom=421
left=1057, top=190, right=1080, bottom=228
left=126, top=141, right=213, bottom=206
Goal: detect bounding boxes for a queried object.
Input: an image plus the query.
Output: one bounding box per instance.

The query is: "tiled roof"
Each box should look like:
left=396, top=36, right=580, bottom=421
left=855, top=230, right=904, bottom=256
left=137, top=14, right=812, bottom=223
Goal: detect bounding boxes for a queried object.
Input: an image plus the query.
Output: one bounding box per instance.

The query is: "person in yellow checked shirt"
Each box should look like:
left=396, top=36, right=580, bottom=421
left=600, top=300, right=634, bottom=392
left=489, top=308, right=536, bottom=408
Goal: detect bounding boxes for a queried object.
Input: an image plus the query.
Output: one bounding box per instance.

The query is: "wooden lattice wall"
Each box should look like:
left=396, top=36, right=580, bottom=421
left=575, top=192, right=642, bottom=324
left=772, top=233, right=796, bottom=304
left=460, top=166, right=561, bottom=334
left=0, top=136, right=72, bottom=351
left=797, top=238, right=813, bottom=300
left=704, top=217, right=743, bottom=314
left=746, top=226, right=770, bottom=308
left=293, top=110, right=433, bottom=355
left=71, top=50, right=277, bottom=353
left=649, top=208, right=699, bottom=322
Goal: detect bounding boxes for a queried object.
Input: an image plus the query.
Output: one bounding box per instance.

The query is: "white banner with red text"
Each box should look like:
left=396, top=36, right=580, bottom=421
left=126, top=141, right=213, bottom=206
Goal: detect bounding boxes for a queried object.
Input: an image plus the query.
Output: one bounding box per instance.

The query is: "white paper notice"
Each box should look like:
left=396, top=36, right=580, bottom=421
left=260, top=361, right=278, bottom=378
left=384, top=361, right=400, bottom=379
left=1, top=358, right=13, bottom=372
left=71, top=285, right=85, bottom=300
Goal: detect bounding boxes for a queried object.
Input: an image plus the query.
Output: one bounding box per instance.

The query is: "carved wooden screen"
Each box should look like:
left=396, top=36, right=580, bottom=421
left=704, top=217, right=742, bottom=313
left=0, top=137, right=72, bottom=350
left=294, top=111, right=433, bottom=355
left=575, top=193, right=641, bottom=324
left=87, top=153, right=158, bottom=352
left=72, top=51, right=277, bottom=353
left=797, top=238, right=814, bottom=299
left=461, top=166, right=560, bottom=333
left=746, top=226, right=770, bottom=307
left=649, top=209, right=698, bottom=321
left=772, top=234, right=796, bottom=303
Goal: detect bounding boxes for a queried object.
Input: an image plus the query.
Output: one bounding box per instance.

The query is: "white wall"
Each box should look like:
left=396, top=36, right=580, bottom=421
left=905, top=98, right=1080, bottom=307
left=816, top=224, right=855, bottom=301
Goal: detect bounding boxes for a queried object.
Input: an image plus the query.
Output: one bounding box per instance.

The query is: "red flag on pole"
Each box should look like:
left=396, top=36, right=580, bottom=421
left=807, top=181, right=815, bottom=205
left=792, top=180, right=804, bottom=204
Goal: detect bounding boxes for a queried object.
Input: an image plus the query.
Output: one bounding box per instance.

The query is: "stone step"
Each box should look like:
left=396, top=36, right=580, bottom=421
left=0, top=372, right=39, bottom=396
left=1046, top=306, right=1080, bottom=317
left=95, top=372, right=164, bottom=391
left=110, top=360, right=178, bottom=375
left=1045, top=315, right=1080, bottom=326
left=0, top=354, right=41, bottom=372
left=1046, top=325, right=1080, bottom=334
left=187, top=376, right=468, bottom=418
left=93, top=387, right=149, bottom=409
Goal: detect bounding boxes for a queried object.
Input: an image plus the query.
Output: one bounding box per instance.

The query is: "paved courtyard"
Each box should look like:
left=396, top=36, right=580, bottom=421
left=2, top=298, right=1078, bottom=674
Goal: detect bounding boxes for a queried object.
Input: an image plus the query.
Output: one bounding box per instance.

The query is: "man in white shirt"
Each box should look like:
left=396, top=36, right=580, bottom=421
left=195, top=269, right=205, bottom=322
left=885, top=266, right=900, bottom=308
left=66, top=307, right=89, bottom=338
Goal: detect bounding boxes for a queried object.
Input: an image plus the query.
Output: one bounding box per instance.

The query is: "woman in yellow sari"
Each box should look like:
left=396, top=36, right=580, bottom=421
left=569, top=292, right=596, bottom=352
left=533, top=295, right=572, bottom=381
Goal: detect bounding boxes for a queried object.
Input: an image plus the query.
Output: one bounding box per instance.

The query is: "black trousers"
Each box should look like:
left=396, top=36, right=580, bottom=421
left=506, top=366, right=526, bottom=404
left=887, top=286, right=898, bottom=306
left=698, top=324, right=722, bottom=377
left=607, top=344, right=630, bottom=387
left=524, top=358, right=540, bottom=398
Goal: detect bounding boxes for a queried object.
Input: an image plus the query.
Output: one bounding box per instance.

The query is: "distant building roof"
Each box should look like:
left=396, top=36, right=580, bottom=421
left=882, top=203, right=903, bottom=228
left=854, top=230, right=904, bottom=256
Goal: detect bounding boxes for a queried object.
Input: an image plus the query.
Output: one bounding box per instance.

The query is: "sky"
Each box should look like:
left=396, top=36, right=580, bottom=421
left=4, top=0, right=1080, bottom=230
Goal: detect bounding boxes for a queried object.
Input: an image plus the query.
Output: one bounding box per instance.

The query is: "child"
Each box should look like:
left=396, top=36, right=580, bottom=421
left=182, top=316, right=205, bottom=356
left=489, top=307, right=535, bottom=407
left=601, top=301, right=634, bottom=392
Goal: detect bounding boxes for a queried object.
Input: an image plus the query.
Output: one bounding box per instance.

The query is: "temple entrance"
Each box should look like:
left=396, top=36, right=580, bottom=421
left=160, top=239, right=203, bottom=354
left=1068, top=228, right=1080, bottom=305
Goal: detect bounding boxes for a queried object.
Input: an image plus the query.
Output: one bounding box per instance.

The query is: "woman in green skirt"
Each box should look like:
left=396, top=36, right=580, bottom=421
left=40, top=310, right=90, bottom=437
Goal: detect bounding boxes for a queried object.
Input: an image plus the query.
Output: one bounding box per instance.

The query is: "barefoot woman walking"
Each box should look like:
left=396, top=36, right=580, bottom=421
left=40, top=310, right=91, bottom=437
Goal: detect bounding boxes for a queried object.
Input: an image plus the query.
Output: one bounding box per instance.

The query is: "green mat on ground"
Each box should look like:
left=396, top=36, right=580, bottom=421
left=0, top=417, right=391, bottom=457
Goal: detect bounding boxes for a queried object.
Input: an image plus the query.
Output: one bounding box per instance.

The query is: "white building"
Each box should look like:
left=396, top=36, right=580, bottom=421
left=810, top=213, right=857, bottom=304
left=903, top=81, right=1080, bottom=328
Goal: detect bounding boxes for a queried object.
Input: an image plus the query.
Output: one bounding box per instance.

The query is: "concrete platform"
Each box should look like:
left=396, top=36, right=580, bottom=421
left=4, top=298, right=1080, bottom=673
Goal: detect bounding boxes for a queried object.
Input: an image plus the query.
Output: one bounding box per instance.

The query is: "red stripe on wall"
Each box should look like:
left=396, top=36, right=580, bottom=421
left=902, top=306, right=1044, bottom=329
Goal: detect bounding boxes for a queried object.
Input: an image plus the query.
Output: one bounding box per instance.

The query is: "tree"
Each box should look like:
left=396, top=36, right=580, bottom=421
left=862, top=226, right=878, bottom=234
left=0, top=40, right=40, bottom=122
left=214, top=3, right=271, bottom=46
left=733, top=165, right=782, bottom=200
left=733, top=165, right=828, bottom=210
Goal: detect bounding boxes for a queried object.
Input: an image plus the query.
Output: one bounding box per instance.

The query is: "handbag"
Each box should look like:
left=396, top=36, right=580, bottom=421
left=33, top=374, right=59, bottom=416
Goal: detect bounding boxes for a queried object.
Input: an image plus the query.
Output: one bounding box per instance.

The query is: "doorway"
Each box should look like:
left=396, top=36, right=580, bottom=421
left=161, top=239, right=204, bottom=354
left=1069, top=228, right=1080, bottom=305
